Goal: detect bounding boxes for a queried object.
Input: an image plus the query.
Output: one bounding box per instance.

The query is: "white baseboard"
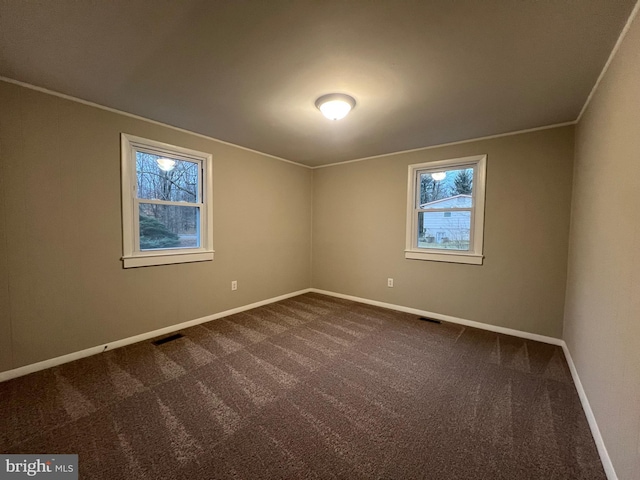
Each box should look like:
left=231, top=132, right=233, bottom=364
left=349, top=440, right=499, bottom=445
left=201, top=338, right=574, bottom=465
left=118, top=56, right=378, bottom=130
left=0, top=288, right=312, bottom=383
left=561, top=343, right=617, bottom=480
left=310, top=288, right=563, bottom=345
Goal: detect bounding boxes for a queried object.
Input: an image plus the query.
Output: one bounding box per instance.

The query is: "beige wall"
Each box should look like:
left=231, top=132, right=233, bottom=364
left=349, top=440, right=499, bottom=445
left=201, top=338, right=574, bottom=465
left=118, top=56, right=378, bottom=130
left=0, top=133, right=12, bottom=370
left=564, top=10, right=640, bottom=480
left=312, top=126, right=574, bottom=338
left=0, top=81, right=312, bottom=372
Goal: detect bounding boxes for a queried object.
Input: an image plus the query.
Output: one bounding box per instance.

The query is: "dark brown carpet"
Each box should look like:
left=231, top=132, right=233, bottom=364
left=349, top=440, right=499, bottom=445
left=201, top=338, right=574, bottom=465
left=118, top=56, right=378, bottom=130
left=0, top=293, right=605, bottom=479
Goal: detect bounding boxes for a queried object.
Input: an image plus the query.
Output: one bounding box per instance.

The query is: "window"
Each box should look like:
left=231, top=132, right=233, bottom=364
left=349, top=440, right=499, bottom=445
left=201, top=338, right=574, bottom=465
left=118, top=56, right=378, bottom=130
left=405, top=154, right=486, bottom=265
left=121, top=134, right=214, bottom=268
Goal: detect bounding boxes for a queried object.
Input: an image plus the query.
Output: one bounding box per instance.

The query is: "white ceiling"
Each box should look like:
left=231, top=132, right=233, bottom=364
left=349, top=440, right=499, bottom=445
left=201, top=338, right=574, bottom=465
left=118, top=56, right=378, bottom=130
left=0, top=0, right=636, bottom=167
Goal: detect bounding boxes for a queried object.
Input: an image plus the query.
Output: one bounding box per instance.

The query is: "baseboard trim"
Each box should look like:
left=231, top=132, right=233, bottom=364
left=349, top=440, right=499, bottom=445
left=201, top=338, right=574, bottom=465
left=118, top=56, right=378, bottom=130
left=0, top=288, right=312, bottom=383
left=561, top=343, right=617, bottom=480
left=311, top=288, right=563, bottom=345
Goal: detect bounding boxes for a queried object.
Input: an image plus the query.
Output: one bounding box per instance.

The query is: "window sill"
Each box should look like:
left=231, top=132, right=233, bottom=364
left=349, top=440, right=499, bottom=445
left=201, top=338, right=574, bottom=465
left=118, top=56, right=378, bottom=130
left=123, top=250, right=214, bottom=268
left=404, top=250, right=483, bottom=265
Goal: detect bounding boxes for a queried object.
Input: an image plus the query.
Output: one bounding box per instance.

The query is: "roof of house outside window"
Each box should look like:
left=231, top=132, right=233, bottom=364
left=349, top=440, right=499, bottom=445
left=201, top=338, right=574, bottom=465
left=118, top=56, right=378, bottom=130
left=420, top=194, right=472, bottom=209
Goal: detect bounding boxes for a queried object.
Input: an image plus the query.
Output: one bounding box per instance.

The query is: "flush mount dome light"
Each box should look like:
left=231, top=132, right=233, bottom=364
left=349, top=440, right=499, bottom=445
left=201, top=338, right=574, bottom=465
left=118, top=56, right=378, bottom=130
left=315, top=93, right=356, bottom=120
left=431, top=172, right=446, bottom=181
left=156, top=158, right=176, bottom=172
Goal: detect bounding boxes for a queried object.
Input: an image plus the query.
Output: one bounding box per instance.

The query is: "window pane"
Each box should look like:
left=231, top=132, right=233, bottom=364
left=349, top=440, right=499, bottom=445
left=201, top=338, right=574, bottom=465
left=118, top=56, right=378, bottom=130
left=418, top=168, right=473, bottom=208
left=139, top=204, right=200, bottom=250
left=136, top=152, right=199, bottom=202
left=417, top=211, right=470, bottom=251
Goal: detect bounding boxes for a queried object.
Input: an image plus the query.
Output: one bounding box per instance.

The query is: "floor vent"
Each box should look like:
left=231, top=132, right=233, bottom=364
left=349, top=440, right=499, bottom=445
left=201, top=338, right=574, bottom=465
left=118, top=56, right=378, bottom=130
left=419, top=317, right=441, bottom=324
left=152, top=333, right=184, bottom=346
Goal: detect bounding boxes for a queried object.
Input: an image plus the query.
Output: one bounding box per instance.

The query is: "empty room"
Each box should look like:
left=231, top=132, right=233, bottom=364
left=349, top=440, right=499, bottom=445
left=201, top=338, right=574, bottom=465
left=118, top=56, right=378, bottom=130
left=0, top=1, right=639, bottom=479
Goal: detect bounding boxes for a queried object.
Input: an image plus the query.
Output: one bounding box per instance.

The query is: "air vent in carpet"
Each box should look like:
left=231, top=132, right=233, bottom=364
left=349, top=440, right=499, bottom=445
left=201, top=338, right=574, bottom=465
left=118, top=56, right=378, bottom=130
left=152, top=333, right=184, bottom=346
left=419, top=317, right=441, bottom=324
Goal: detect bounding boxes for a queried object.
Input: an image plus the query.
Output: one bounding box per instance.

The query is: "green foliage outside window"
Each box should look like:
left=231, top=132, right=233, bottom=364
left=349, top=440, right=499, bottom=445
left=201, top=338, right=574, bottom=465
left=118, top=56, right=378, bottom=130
left=139, top=215, right=180, bottom=250
left=453, top=169, right=473, bottom=195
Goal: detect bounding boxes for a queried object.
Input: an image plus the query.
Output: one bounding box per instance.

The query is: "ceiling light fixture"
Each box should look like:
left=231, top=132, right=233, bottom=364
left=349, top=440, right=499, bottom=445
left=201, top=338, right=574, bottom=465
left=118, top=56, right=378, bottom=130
left=156, top=158, right=176, bottom=172
left=431, top=172, right=446, bottom=181
left=315, top=93, right=356, bottom=121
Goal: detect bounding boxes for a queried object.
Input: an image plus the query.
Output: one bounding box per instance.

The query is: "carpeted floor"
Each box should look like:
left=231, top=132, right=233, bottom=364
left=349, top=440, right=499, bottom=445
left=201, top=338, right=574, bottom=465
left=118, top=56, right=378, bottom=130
left=1, top=293, right=605, bottom=479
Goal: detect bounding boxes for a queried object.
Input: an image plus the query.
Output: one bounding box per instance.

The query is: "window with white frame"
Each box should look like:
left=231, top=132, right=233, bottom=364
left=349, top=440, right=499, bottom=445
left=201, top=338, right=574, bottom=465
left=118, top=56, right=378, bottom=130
left=121, top=134, right=214, bottom=268
left=405, top=154, right=486, bottom=265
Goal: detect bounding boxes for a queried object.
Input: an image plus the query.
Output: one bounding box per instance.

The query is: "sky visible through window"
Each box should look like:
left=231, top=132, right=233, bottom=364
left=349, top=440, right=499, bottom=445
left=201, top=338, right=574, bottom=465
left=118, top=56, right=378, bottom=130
left=419, top=168, right=473, bottom=205
left=418, top=168, right=473, bottom=250
left=136, top=152, right=200, bottom=250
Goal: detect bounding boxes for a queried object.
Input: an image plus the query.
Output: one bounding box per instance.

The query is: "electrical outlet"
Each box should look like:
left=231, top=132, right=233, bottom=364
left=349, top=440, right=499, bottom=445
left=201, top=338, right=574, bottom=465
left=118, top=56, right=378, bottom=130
left=231, top=280, right=238, bottom=291
left=387, top=278, right=394, bottom=287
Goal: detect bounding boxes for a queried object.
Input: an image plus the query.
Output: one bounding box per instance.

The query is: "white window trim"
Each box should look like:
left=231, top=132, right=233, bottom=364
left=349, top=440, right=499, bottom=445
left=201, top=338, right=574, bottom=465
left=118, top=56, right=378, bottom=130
left=121, top=133, right=214, bottom=268
left=405, top=154, right=487, bottom=265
